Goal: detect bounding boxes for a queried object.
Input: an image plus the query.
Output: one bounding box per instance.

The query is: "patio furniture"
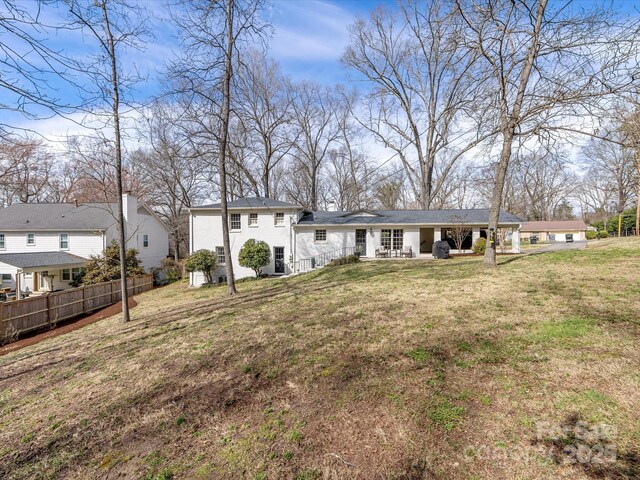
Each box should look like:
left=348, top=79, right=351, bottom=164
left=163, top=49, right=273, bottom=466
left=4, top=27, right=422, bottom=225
left=375, top=247, right=389, bottom=258
left=401, top=246, right=413, bottom=258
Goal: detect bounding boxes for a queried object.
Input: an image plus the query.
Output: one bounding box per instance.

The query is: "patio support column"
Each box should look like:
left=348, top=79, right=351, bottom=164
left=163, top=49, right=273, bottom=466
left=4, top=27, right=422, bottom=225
left=512, top=228, right=520, bottom=253
left=433, top=228, right=442, bottom=243
left=472, top=227, right=481, bottom=244
left=15, top=270, right=21, bottom=300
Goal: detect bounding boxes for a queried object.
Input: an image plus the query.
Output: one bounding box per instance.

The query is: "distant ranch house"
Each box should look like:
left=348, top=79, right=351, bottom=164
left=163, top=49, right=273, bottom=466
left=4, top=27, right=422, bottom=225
left=520, top=220, right=588, bottom=242
left=0, top=194, right=169, bottom=298
left=188, top=197, right=522, bottom=285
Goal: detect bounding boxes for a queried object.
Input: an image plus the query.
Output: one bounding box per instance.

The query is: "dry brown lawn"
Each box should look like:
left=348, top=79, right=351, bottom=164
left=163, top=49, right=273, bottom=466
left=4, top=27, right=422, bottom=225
left=1, top=238, right=639, bottom=480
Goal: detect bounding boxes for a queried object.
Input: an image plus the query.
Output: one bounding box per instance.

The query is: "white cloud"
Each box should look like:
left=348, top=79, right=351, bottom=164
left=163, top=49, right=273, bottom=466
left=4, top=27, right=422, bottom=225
left=268, top=0, right=353, bottom=61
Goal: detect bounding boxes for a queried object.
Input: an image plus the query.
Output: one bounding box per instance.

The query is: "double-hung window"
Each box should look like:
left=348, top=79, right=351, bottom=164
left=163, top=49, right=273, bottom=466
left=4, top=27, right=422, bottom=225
left=274, top=212, right=284, bottom=226
left=249, top=213, right=258, bottom=226
left=216, top=246, right=225, bottom=265
left=0, top=233, right=5, bottom=250
left=59, top=233, right=69, bottom=250
left=143, top=234, right=149, bottom=248
left=314, top=229, right=327, bottom=242
left=26, top=233, right=35, bottom=246
left=230, top=213, right=241, bottom=230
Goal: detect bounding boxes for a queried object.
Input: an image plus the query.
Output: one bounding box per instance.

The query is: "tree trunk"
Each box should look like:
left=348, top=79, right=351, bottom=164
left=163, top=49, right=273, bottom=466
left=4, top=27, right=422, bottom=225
left=484, top=128, right=515, bottom=266
left=219, top=0, right=237, bottom=295
left=101, top=1, right=130, bottom=322
left=636, top=160, right=640, bottom=236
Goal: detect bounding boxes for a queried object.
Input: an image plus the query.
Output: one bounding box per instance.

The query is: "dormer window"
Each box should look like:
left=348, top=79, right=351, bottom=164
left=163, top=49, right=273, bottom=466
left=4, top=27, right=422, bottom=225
left=26, top=233, right=35, bottom=246
left=0, top=233, right=5, bottom=250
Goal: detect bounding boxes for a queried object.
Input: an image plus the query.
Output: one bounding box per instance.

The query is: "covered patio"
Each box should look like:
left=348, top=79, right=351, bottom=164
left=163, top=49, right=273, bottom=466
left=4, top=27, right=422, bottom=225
left=0, top=252, right=88, bottom=300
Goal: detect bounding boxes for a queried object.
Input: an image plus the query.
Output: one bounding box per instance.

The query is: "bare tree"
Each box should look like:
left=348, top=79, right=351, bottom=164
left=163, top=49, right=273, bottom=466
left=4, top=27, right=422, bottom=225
left=580, top=135, right=636, bottom=216
left=617, top=108, right=640, bottom=234
left=0, top=137, right=53, bottom=205
left=234, top=51, right=293, bottom=198
left=0, top=1, right=77, bottom=138
left=344, top=1, right=493, bottom=209
left=65, top=0, right=151, bottom=322
left=285, top=82, right=341, bottom=210
left=457, top=0, right=640, bottom=265
left=449, top=215, right=472, bottom=253
left=172, top=0, right=267, bottom=295
left=138, top=103, right=211, bottom=260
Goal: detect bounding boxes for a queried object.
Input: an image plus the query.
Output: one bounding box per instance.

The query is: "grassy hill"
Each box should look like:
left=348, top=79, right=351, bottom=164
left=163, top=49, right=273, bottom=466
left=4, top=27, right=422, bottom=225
left=1, top=239, right=639, bottom=479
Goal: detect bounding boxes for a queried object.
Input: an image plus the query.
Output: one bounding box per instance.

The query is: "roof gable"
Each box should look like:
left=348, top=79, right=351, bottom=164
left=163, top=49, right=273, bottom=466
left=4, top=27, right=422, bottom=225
left=341, top=210, right=382, bottom=218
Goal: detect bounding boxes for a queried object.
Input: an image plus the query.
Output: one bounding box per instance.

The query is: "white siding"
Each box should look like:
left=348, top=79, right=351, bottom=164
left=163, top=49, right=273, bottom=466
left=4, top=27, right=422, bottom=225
left=104, top=202, right=169, bottom=271
left=190, top=209, right=297, bottom=285
left=295, top=225, right=422, bottom=259
left=0, top=231, right=104, bottom=259
left=0, top=263, right=17, bottom=290
left=134, top=207, right=170, bottom=270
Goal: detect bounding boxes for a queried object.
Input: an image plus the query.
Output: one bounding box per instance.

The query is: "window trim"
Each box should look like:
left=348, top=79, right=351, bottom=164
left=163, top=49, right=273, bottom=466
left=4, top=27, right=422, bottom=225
left=0, top=233, right=5, bottom=250
left=26, top=233, right=35, bottom=246
left=314, top=229, right=327, bottom=243
left=143, top=234, right=149, bottom=248
left=62, top=269, right=71, bottom=281
left=274, top=212, right=285, bottom=226
left=230, top=213, right=241, bottom=231
left=1, top=273, right=12, bottom=282
left=216, top=246, right=225, bottom=265
left=249, top=212, right=258, bottom=227
left=59, top=233, right=69, bottom=250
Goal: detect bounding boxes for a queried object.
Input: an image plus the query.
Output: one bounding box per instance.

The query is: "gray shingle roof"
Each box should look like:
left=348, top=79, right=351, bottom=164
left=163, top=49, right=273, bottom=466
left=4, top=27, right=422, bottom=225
left=0, top=203, right=117, bottom=231
left=296, top=209, right=522, bottom=226
left=191, top=197, right=300, bottom=210
left=0, top=252, right=88, bottom=269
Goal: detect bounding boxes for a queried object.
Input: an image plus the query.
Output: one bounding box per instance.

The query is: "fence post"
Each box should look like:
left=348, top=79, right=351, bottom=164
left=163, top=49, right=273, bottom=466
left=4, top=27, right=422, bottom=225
left=82, top=285, right=86, bottom=312
left=46, top=294, right=51, bottom=326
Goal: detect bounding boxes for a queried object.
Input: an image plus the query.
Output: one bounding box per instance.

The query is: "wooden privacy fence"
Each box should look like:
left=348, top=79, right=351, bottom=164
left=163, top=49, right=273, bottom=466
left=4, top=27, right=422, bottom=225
left=0, top=274, right=153, bottom=339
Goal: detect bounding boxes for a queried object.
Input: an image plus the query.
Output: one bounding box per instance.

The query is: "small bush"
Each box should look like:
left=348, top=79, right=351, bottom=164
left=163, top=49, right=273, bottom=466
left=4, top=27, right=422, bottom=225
left=328, top=255, right=360, bottom=267
left=152, top=258, right=183, bottom=285
left=597, top=230, right=609, bottom=239
left=238, top=239, right=271, bottom=277
left=585, top=230, right=597, bottom=240
left=472, top=237, right=486, bottom=255
left=184, top=249, right=217, bottom=284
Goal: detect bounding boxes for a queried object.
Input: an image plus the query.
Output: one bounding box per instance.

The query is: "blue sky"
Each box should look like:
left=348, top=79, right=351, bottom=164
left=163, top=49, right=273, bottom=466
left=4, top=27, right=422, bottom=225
left=3, top=0, right=388, bottom=137
left=4, top=0, right=640, bottom=141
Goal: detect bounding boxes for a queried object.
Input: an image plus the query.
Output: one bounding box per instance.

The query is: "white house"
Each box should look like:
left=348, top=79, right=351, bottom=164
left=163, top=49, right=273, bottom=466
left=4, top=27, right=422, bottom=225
left=188, top=197, right=522, bottom=286
left=0, top=194, right=169, bottom=296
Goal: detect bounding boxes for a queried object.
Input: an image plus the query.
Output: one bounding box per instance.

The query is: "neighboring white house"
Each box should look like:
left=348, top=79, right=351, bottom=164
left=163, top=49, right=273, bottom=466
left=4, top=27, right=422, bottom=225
left=188, top=197, right=522, bottom=286
left=0, top=194, right=169, bottom=296
left=520, top=220, right=588, bottom=242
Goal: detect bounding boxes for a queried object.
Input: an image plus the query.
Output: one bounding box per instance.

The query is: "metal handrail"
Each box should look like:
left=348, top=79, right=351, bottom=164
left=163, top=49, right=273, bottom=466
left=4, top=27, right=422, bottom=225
left=294, top=246, right=359, bottom=273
